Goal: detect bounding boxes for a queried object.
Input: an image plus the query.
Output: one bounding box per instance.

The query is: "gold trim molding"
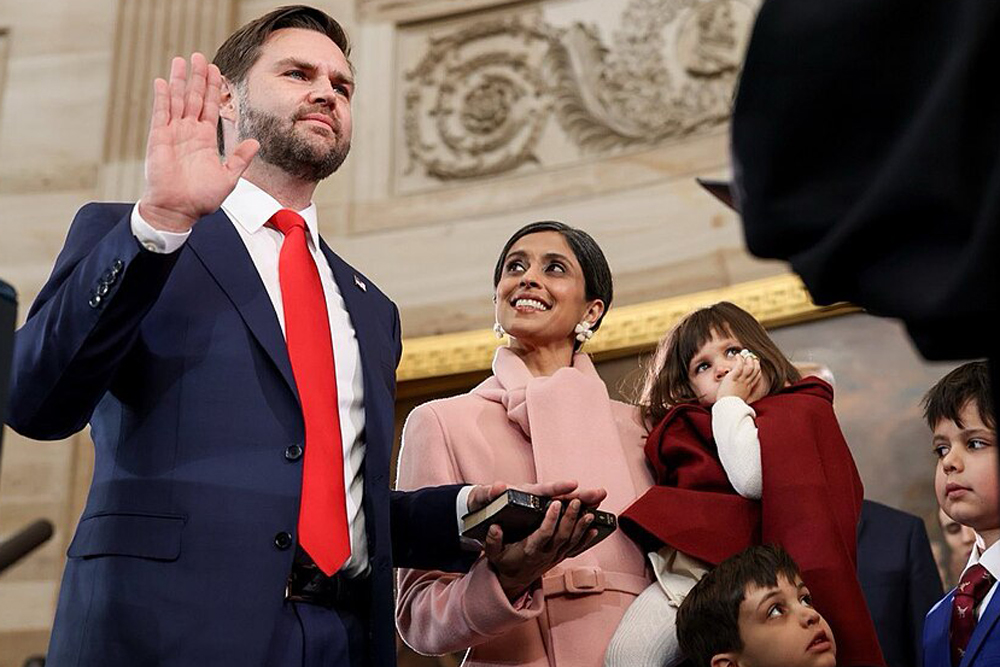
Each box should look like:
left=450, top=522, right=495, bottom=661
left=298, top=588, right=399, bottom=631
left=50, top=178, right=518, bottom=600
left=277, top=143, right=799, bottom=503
left=398, top=273, right=857, bottom=382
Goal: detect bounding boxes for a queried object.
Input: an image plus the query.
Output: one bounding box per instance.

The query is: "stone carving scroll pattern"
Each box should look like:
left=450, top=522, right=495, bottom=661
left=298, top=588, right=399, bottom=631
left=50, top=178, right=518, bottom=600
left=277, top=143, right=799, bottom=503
left=101, top=0, right=234, bottom=200
left=401, top=0, right=758, bottom=185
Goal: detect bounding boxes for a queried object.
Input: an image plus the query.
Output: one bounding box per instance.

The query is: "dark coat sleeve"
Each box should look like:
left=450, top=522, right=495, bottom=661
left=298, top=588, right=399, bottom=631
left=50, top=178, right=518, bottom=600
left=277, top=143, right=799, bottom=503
left=390, top=485, right=476, bottom=573
left=7, top=203, right=180, bottom=439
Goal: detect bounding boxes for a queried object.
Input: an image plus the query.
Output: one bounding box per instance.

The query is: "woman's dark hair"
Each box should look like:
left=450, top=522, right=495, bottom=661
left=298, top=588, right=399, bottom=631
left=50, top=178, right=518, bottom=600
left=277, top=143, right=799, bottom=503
left=639, top=301, right=801, bottom=426
left=212, top=5, right=351, bottom=153
left=492, top=221, right=614, bottom=341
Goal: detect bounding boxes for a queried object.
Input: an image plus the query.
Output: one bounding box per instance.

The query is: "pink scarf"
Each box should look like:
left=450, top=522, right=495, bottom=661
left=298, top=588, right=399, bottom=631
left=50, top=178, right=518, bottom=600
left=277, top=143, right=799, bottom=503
left=472, top=347, right=637, bottom=517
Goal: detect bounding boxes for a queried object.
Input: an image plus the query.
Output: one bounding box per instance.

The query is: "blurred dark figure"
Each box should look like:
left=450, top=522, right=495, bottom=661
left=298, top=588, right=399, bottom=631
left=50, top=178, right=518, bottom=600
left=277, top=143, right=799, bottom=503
left=857, top=500, right=943, bottom=667
left=732, top=0, right=998, bottom=366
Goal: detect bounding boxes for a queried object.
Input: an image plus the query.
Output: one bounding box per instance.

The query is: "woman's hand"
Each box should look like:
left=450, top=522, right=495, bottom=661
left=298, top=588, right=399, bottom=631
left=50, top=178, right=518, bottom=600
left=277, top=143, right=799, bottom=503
left=484, top=497, right=600, bottom=602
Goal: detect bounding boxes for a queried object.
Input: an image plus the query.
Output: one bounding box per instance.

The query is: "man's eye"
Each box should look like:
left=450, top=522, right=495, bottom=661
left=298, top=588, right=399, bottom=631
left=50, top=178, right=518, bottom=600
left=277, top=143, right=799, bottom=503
left=285, top=70, right=307, bottom=80
left=333, top=84, right=351, bottom=98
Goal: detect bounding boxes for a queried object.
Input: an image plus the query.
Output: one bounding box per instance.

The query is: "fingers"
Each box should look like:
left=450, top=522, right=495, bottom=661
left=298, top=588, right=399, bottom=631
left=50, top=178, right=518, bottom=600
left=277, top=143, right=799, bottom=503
left=484, top=524, right=504, bottom=562
left=467, top=482, right=507, bottom=513
left=570, top=487, right=608, bottom=507
left=522, top=500, right=562, bottom=553
left=551, top=499, right=581, bottom=547
left=526, top=479, right=579, bottom=499
left=565, top=527, right=599, bottom=558
left=150, top=78, right=170, bottom=130
left=201, top=63, right=223, bottom=125
left=562, top=504, right=594, bottom=550
left=168, top=57, right=186, bottom=121
left=226, top=139, right=260, bottom=177
left=183, top=53, right=209, bottom=120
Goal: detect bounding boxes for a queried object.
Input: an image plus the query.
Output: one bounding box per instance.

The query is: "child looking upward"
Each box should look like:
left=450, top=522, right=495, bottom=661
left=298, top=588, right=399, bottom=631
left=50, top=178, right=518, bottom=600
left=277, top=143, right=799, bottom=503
left=606, top=302, right=882, bottom=667
left=921, top=361, right=999, bottom=667
left=676, top=544, right=837, bottom=667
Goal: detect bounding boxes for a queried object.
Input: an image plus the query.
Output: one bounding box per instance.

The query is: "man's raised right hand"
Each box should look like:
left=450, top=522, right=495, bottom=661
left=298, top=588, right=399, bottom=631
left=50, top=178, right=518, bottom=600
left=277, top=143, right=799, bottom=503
left=138, top=53, right=259, bottom=233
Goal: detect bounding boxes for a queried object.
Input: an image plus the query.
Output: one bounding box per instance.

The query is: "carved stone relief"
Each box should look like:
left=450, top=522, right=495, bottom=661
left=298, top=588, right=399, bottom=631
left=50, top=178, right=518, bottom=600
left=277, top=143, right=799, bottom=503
left=397, top=0, right=758, bottom=192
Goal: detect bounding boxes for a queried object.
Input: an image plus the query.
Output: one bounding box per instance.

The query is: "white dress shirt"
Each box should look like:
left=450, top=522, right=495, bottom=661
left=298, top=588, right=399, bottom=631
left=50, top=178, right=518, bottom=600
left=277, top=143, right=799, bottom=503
left=132, top=178, right=370, bottom=576
left=962, top=533, right=1000, bottom=620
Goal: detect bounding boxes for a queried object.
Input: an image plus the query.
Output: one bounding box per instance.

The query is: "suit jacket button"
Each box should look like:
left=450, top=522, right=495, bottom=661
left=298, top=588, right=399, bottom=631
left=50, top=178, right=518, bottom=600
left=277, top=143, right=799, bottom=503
left=284, top=445, right=303, bottom=461
left=111, top=259, right=124, bottom=273
left=274, top=532, right=293, bottom=550
left=96, top=282, right=110, bottom=296
left=88, top=294, right=102, bottom=308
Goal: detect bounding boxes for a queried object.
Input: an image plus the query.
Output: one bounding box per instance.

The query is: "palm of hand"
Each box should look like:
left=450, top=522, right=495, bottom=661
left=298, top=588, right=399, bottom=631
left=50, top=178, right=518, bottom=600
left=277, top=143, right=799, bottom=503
left=140, top=54, right=259, bottom=232
left=145, top=116, right=236, bottom=222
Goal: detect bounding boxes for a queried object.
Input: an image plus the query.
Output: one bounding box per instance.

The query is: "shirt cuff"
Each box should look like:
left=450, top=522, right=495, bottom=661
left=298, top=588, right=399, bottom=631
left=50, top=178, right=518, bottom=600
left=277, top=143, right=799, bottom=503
left=131, top=204, right=191, bottom=254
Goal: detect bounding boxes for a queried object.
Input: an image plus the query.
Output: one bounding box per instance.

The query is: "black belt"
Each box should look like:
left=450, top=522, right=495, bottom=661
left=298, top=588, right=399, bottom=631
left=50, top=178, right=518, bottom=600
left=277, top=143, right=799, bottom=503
left=285, top=561, right=371, bottom=610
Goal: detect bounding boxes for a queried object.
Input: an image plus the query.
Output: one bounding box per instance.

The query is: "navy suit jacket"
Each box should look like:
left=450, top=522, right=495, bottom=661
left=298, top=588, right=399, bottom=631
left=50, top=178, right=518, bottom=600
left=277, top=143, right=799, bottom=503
left=923, top=584, right=1000, bottom=667
left=856, top=500, right=943, bottom=667
left=7, top=203, right=468, bottom=667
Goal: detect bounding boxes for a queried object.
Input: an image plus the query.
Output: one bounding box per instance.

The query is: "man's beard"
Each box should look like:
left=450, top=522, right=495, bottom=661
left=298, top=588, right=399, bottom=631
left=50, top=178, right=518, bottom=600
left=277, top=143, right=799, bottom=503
left=237, top=98, right=350, bottom=183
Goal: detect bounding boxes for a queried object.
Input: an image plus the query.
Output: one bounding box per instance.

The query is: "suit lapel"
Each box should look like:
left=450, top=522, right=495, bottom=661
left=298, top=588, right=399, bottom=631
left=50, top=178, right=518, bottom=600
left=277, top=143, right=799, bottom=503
left=319, top=239, right=383, bottom=375
left=960, top=587, right=1000, bottom=667
left=926, top=592, right=954, bottom=667
left=187, top=210, right=298, bottom=400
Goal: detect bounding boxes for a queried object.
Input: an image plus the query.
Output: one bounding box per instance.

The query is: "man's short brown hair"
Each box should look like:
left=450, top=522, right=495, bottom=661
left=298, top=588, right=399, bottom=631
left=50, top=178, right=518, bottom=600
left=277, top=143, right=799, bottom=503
left=212, top=5, right=351, bottom=152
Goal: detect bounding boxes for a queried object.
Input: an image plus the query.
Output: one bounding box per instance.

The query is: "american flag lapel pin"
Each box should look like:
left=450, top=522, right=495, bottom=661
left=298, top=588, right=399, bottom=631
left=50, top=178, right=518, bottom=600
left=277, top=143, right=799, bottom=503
left=354, top=275, right=367, bottom=292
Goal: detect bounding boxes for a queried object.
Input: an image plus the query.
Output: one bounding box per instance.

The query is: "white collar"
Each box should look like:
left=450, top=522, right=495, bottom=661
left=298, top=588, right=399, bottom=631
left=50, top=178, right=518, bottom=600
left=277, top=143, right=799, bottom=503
left=963, top=533, right=1000, bottom=583
left=221, top=178, right=320, bottom=241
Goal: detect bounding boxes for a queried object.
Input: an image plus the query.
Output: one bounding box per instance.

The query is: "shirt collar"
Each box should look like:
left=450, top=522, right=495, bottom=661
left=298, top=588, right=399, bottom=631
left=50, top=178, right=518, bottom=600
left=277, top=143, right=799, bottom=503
left=221, top=178, right=320, bottom=242
left=964, top=533, right=1000, bottom=582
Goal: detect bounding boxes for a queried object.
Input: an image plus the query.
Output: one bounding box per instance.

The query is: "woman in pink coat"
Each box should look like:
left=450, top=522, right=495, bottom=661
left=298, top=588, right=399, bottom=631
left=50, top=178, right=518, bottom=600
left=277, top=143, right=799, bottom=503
left=395, top=221, right=654, bottom=667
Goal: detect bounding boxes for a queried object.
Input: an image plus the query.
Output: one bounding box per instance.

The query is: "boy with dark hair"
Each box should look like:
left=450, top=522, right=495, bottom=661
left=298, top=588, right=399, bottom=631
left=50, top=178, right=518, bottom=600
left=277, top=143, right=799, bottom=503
left=922, top=361, right=999, bottom=667
left=677, top=544, right=836, bottom=667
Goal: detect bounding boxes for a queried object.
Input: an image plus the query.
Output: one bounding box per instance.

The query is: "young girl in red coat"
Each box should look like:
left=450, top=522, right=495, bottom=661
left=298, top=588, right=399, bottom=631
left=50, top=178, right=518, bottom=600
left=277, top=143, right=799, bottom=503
left=604, top=302, right=884, bottom=667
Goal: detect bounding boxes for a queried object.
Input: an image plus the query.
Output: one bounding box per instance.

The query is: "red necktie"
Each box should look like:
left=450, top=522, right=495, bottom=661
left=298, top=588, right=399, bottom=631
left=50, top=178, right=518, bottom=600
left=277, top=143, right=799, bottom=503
left=271, top=209, right=350, bottom=576
left=950, top=563, right=995, bottom=665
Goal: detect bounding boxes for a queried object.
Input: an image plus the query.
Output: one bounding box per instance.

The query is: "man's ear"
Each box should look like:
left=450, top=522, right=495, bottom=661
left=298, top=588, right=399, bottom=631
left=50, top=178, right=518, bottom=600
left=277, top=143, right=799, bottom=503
left=710, top=653, right=740, bottom=667
left=219, top=77, right=237, bottom=123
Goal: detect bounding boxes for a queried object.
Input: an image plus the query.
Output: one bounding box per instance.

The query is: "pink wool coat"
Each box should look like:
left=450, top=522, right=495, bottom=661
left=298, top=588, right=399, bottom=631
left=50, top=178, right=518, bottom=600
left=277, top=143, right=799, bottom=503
left=395, top=348, right=653, bottom=667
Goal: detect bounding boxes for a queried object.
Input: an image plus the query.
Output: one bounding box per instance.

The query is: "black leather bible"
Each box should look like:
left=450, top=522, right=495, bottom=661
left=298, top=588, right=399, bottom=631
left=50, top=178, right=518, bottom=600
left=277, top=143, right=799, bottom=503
left=461, top=488, right=617, bottom=545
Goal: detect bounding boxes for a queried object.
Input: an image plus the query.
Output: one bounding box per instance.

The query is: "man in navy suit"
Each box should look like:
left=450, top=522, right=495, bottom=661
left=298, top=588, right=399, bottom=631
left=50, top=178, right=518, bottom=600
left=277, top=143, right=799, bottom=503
left=5, top=6, right=598, bottom=666
left=856, top=500, right=943, bottom=667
